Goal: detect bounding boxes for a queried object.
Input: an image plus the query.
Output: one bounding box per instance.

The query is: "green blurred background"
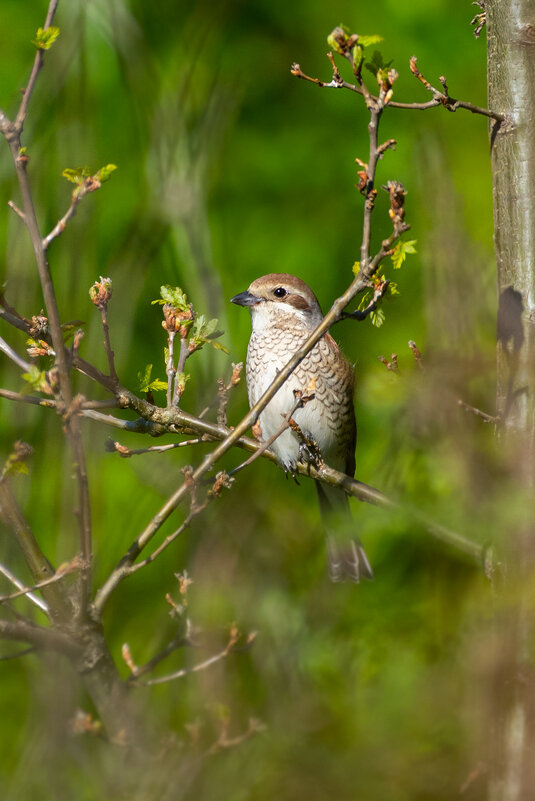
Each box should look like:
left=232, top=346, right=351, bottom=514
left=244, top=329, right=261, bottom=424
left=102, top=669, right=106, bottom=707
left=0, top=1, right=500, bottom=799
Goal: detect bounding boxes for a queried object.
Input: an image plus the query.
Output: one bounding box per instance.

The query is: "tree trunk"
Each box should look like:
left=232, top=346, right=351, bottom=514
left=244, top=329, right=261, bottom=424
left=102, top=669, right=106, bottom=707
left=486, top=3, right=535, bottom=799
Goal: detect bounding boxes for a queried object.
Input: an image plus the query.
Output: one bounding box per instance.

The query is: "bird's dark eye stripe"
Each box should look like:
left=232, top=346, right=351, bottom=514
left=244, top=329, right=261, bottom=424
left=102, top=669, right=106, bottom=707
left=273, top=287, right=287, bottom=298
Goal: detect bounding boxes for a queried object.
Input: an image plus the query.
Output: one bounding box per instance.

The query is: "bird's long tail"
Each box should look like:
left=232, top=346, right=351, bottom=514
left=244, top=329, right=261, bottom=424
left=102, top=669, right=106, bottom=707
left=315, top=481, right=374, bottom=583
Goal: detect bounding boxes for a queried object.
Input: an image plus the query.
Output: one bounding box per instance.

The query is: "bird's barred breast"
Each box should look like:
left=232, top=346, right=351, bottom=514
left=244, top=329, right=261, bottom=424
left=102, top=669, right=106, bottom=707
left=246, top=328, right=355, bottom=470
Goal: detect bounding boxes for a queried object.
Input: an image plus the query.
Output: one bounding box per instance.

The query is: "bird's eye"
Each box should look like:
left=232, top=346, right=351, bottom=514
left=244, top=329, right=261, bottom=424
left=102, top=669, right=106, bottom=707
left=273, top=287, right=287, bottom=298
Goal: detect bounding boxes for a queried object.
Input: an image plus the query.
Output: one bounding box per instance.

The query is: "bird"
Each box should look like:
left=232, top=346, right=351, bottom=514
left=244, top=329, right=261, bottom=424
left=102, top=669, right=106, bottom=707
left=231, top=272, right=373, bottom=582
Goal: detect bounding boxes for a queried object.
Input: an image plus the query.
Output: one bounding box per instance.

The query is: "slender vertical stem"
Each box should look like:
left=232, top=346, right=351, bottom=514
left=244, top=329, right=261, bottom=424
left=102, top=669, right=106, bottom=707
left=360, top=107, right=382, bottom=269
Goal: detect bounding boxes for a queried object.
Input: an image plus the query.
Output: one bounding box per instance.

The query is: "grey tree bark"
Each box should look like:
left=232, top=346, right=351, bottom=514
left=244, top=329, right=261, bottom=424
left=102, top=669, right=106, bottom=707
left=487, top=3, right=535, bottom=799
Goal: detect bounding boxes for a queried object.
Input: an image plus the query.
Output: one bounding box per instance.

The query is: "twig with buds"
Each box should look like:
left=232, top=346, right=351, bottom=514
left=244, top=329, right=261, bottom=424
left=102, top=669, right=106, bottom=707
left=135, top=625, right=255, bottom=687
left=89, top=277, right=118, bottom=385
left=0, top=0, right=92, bottom=616
left=291, top=36, right=504, bottom=122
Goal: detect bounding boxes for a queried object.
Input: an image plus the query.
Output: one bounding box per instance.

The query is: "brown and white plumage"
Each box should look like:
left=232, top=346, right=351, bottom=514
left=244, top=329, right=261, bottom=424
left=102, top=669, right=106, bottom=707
left=231, top=273, right=373, bottom=582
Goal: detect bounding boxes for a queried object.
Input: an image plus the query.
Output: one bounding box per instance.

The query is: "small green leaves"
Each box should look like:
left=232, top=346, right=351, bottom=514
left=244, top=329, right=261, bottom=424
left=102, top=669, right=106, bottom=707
left=32, top=26, right=60, bottom=50
left=391, top=239, right=417, bottom=270
left=358, top=35, right=383, bottom=48
left=2, top=442, right=33, bottom=480
left=370, top=308, right=386, bottom=328
left=94, top=164, right=117, bottom=183
left=138, top=364, right=167, bottom=394
left=22, top=365, right=49, bottom=393
left=62, top=164, right=117, bottom=198
left=189, top=314, right=228, bottom=353
left=62, top=167, right=91, bottom=185
left=152, top=285, right=189, bottom=311
left=365, top=50, right=393, bottom=76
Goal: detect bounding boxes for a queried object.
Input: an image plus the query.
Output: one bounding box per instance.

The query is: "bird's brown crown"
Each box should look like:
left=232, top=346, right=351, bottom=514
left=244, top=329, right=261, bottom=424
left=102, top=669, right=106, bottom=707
left=247, top=273, right=322, bottom=315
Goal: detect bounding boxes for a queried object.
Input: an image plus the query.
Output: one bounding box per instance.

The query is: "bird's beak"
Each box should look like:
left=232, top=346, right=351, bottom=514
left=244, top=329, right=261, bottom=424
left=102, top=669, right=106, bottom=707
left=230, top=290, right=262, bottom=307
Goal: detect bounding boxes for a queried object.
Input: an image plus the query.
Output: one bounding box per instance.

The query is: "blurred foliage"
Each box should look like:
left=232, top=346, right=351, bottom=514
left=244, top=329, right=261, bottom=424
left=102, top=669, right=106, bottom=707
left=0, top=1, right=503, bottom=799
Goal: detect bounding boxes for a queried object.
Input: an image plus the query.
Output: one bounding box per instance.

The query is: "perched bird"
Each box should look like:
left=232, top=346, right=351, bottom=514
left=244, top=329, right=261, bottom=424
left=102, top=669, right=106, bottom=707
left=231, top=273, right=373, bottom=582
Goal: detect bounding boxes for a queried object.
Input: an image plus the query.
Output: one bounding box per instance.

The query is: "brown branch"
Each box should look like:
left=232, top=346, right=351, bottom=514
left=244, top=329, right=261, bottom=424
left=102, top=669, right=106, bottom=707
left=198, top=362, right=243, bottom=422
left=135, top=640, right=239, bottom=687
left=125, top=629, right=190, bottom=682
left=14, top=1, right=60, bottom=131
left=341, top=279, right=391, bottom=321
left=166, top=330, right=176, bottom=407
left=7, top=200, right=25, bottom=222
left=0, top=619, right=79, bottom=657
left=108, top=437, right=210, bottom=458
left=42, top=193, right=83, bottom=249
left=290, top=58, right=505, bottom=122
left=127, top=512, right=198, bottom=575
left=229, top=384, right=316, bottom=477
left=457, top=399, right=500, bottom=425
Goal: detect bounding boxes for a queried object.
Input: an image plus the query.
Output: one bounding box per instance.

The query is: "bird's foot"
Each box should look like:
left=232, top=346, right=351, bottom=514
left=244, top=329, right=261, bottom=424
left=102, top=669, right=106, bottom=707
left=287, top=419, right=323, bottom=472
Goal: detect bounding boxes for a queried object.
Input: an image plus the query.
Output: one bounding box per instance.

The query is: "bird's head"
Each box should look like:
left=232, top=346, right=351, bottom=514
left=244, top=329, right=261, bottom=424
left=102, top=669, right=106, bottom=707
left=231, top=273, right=323, bottom=331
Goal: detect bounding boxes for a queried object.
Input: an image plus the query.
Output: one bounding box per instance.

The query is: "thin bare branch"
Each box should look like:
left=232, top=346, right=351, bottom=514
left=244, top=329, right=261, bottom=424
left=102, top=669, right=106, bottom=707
left=0, top=555, right=82, bottom=607
left=166, top=330, right=176, bottom=407
left=0, top=335, right=32, bottom=372
left=136, top=642, right=237, bottom=687
left=7, top=200, right=25, bottom=221
left=458, top=399, right=500, bottom=425
left=230, top=385, right=316, bottom=477
left=108, top=438, right=209, bottom=458
left=198, top=362, right=243, bottom=421
left=0, top=561, right=48, bottom=613
left=290, top=58, right=505, bottom=122
left=14, top=0, right=60, bottom=131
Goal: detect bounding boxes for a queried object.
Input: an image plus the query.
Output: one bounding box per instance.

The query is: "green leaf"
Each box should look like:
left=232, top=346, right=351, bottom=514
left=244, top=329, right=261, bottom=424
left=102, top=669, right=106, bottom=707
left=62, top=167, right=91, bottom=185
left=138, top=364, right=153, bottom=393
left=32, top=26, right=60, bottom=50
left=209, top=341, right=230, bottom=353
left=364, top=51, right=393, bottom=76
left=152, top=285, right=189, bottom=310
left=147, top=378, right=168, bottom=392
left=138, top=364, right=167, bottom=393
left=358, top=35, right=384, bottom=48
left=370, top=308, right=386, bottom=327
left=391, top=239, right=417, bottom=270
left=189, top=315, right=227, bottom=352
left=94, top=164, right=117, bottom=183
left=22, top=365, right=48, bottom=392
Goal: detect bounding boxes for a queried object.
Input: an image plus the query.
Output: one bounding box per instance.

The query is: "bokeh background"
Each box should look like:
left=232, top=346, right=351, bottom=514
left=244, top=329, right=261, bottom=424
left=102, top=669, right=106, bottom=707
left=0, top=1, right=500, bottom=799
